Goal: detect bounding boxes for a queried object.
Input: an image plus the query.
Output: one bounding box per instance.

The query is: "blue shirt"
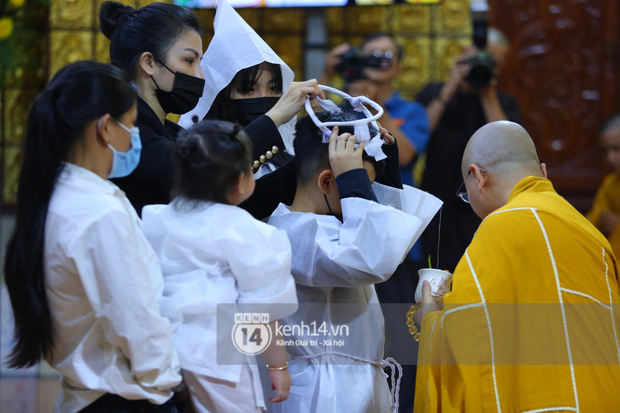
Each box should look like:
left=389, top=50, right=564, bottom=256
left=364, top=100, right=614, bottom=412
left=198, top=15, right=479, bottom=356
left=384, top=91, right=430, bottom=188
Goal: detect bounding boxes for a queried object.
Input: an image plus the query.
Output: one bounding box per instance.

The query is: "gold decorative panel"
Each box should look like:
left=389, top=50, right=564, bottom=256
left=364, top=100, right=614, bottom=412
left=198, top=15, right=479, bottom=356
left=434, top=0, right=471, bottom=33
left=49, top=31, right=94, bottom=78
left=95, top=32, right=111, bottom=64
left=391, top=5, right=431, bottom=33
left=50, top=0, right=94, bottom=29
left=263, top=35, right=303, bottom=81
left=263, top=9, right=304, bottom=33
left=433, top=36, right=470, bottom=81
left=396, top=36, right=431, bottom=96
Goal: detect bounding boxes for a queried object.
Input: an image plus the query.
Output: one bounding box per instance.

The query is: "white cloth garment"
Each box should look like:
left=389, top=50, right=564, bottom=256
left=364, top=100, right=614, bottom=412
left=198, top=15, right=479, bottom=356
left=179, top=0, right=296, bottom=154
left=141, top=200, right=298, bottom=411
left=267, top=195, right=429, bottom=413
left=44, top=163, right=181, bottom=413
left=184, top=365, right=264, bottom=413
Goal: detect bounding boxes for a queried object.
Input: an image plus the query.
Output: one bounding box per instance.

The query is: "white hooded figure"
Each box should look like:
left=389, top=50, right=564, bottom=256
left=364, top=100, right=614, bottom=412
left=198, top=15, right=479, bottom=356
left=179, top=0, right=296, bottom=165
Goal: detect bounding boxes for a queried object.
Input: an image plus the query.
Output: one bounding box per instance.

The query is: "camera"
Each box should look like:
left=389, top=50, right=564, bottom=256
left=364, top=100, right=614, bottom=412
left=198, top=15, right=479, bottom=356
left=463, top=3, right=497, bottom=89
left=462, top=50, right=496, bottom=89
left=335, top=48, right=394, bottom=83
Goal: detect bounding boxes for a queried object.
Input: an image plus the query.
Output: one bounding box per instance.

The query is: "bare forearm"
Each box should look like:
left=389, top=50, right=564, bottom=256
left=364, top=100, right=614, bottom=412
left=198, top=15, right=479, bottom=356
left=261, top=321, right=288, bottom=368
left=379, top=112, right=417, bottom=166
left=480, top=90, right=508, bottom=122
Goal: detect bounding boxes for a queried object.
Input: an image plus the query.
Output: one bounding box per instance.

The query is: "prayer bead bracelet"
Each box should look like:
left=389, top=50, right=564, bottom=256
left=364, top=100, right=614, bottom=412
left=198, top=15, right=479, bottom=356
left=252, top=145, right=280, bottom=170
left=406, top=304, right=421, bottom=342
left=266, top=362, right=288, bottom=371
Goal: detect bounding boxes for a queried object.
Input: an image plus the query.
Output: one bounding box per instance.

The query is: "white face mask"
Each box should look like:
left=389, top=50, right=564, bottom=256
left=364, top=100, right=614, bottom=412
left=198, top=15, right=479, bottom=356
left=304, top=85, right=387, bottom=161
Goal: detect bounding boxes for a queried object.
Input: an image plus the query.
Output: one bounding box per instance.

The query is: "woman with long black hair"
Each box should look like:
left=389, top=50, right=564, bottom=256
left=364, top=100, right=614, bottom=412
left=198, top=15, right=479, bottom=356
left=3, top=60, right=182, bottom=413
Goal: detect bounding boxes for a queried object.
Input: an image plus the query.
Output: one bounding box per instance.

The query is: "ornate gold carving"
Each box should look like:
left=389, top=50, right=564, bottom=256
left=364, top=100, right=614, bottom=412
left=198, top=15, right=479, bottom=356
left=325, top=6, right=345, bottom=31
left=3, top=145, right=23, bottom=204
left=264, top=34, right=303, bottom=79
left=236, top=8, right=259, bottom=29
left=95, top=32, right=111, bottom=64
left=434, top=0, right=471, bottom=33
left=264, top=9, right=304, bottom=32
left=50, top=0, right=93, bottom=29
left=355, top=6, right=386, bottom=33
left=4, top=90, right=35, bottom=145
left=391, top=4, right=431, bottom=33
left=49, top=31, right=94, bottom=78
left=395, top=36, right=430, bottom=98
left=433, top=37, right=469, bottom=82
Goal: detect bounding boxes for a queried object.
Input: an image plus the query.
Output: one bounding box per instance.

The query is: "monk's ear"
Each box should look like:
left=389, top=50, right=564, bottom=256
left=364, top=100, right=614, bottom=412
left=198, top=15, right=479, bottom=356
left=540, top=162, right=548, bottom=178
left=317, top=169, right=334, bottom=195
left=472, top=164, right=488, bottom=190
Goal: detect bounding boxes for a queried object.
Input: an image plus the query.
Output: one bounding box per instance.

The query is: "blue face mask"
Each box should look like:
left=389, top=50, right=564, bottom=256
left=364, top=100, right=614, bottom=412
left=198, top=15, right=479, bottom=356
left=104, top=118, right=142, bottom=179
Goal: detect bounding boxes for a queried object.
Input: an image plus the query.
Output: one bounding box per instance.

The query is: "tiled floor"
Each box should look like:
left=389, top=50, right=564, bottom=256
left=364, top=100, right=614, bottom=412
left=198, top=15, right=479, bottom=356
left=0, top=376, right=61, bottom=412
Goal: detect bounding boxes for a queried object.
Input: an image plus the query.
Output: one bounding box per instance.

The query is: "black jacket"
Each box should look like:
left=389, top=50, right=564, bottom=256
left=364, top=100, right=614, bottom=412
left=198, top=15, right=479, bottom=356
left=114, top=98, right=290, bottom=218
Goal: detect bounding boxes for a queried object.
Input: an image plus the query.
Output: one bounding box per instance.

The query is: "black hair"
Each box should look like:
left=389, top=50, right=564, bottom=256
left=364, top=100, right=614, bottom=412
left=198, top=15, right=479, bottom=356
left=205, top=62, right=283, bottom=121
left=171, top=120, right=253, bottom=205
left=3, top=61, right=137, bottom=368
left=294, top=109, right=385, bottom=184
left=99, top=1, right=203, bottom=79
left=361, top=32, right=403, bottom=61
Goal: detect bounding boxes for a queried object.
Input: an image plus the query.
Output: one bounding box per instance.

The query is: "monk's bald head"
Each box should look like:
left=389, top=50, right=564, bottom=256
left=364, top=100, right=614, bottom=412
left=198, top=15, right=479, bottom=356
left=462, top=121, right=542, bottom=178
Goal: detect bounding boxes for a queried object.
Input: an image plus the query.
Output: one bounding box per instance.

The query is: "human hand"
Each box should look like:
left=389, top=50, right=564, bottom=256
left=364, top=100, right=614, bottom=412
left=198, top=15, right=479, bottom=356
left=329, top=127, right=365, bottom=177
left=414, top=280, right=441, bottom=325
left=376, top=121, right=395, bottom=145
left=600, top=211, right=620, bottom=236
left=265, top=80, right=326, bottom=127
left=268, top=369, right=291, bottom=403
left=323, top=43, right=352, bottom=80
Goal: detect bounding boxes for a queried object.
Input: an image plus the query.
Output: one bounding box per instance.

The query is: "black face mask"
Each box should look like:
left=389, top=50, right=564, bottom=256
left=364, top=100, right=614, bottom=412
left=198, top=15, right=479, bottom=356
left=227, top=97, right=280, bottom=127
left=152, top=61, right=205, bottom=115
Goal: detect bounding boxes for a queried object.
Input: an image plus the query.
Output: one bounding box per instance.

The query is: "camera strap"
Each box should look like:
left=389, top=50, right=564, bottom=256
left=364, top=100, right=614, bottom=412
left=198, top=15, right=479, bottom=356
left=304, top=85, right=387, bottom=161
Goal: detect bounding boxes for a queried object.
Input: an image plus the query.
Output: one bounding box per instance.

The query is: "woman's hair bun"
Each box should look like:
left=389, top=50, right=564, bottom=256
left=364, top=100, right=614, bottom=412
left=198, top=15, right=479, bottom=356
left=99, top=1, right=135, bottom=39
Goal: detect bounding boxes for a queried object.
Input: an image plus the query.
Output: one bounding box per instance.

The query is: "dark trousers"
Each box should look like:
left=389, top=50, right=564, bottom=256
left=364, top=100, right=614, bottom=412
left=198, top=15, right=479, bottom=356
left=79, top=394, right=178, bottom=413
left=375, top=258, right=424, bottom=413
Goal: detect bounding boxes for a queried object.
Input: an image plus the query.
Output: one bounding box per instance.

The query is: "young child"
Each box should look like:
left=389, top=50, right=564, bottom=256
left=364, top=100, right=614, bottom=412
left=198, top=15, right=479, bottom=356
left=141, top=120, right=298, bottom=413
left=587, top=113, right=620, bottom=256
left=268, top=110, right=426, bottom=413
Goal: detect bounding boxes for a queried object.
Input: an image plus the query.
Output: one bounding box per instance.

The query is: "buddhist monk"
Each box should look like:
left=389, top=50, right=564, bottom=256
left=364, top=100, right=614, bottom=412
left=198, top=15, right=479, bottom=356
left=414, top=120, right=620, bottom=412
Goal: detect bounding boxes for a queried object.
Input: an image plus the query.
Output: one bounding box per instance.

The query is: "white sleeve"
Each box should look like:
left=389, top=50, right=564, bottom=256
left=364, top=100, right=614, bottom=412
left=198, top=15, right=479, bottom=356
left=222, top=219, right=298, bottom=321
left=287, top=197, right=423, bottom=288
left=70, top=209, right=182, bottom=393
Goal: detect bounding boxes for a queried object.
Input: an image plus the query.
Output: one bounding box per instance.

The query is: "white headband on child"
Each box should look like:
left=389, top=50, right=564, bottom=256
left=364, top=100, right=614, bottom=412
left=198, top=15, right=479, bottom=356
left=304, top=85, right=387, bottom=161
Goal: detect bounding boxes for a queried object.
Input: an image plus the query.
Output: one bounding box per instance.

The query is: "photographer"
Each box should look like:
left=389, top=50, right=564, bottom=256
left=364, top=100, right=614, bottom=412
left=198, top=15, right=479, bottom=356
left=321, top=33, right=430, bottom=188
left=418, top=27, right=521, bottom=274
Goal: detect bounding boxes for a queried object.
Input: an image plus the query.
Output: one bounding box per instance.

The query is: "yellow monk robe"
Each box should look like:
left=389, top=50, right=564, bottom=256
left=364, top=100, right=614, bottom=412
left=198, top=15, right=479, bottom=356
left=586, top=172, right=620, bottom=256
left=415, top=176, right=620, bottom=413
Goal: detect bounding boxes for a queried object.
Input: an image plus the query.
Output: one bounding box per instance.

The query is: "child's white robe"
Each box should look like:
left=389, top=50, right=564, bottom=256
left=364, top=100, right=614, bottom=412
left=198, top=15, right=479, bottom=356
left=142, top=201, right=298, bottom=410
left=268, top=196, right=426, bottom=413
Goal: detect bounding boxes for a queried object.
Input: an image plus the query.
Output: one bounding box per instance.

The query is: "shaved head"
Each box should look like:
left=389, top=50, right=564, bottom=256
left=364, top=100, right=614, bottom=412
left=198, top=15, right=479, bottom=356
left=462, top=121, right=545, bottom=218
left=462, top=121, right=541, bottom=178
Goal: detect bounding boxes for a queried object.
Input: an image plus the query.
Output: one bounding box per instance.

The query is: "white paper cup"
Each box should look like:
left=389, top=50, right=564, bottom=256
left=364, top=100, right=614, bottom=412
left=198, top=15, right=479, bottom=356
left=415, top=268, right=453, bottom=303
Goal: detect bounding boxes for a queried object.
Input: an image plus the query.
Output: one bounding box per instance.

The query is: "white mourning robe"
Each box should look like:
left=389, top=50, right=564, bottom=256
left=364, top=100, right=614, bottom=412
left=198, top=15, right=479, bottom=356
left=268, top=196, right=424, bottom=413
left=142, top=200, right=298, bottom=409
